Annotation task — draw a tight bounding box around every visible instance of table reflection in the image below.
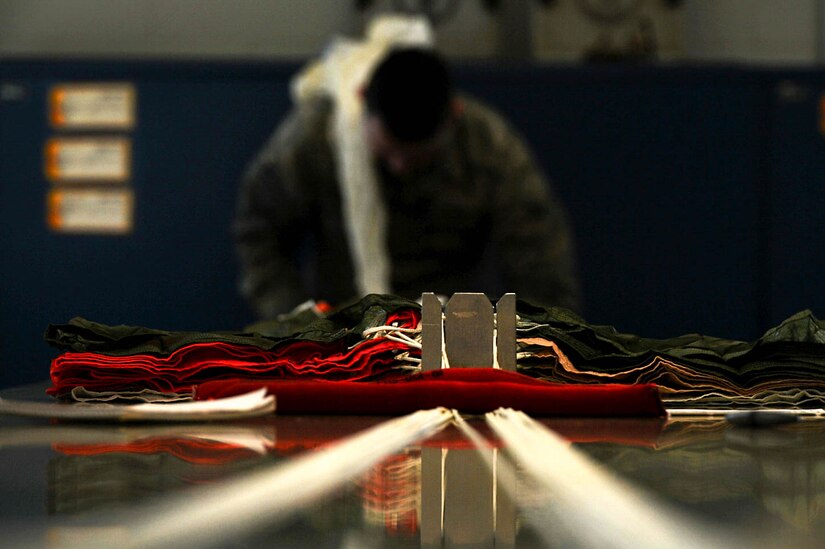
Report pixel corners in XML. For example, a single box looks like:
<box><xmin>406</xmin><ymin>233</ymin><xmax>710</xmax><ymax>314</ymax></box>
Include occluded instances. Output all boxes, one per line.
<box><xmin>3</xmin><ymin>414</ymin><xmax>825</xmax><ymax>547</ymax></box>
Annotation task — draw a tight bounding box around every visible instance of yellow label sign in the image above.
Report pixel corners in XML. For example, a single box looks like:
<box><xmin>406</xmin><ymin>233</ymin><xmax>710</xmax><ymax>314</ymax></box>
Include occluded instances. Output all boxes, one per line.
<box><xmin>44</xmin><ymin>137</ymin><xmax>132</xmax><ymax>182</ymax></box>
<box><xmin>49</xmin><ymin>83</ymin><xmax>136</xmax><ymax>129</ymax></box>
<box><xmin>47</xmin><ymin>188</ymin><xmax>134</xmax><ymax>234</ymax></box>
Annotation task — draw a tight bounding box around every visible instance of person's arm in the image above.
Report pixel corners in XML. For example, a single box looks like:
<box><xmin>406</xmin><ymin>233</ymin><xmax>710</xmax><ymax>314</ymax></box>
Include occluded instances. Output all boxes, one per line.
<box><xmin>233</xmin><ymin>109</ymin><xmax>313</xmax><ymax>318</ymax></box>
<box><xmin>488</xmin><ymin>120</ymin><xmax>582</xmax><ymax>312</ymax></box>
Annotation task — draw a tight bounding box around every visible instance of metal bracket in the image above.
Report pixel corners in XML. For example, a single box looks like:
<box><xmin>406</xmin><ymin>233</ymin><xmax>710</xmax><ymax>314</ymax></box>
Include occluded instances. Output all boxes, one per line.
<box><xmin>420</xmin><ymin>292</ymin><xmax>516</xmax><ymax>371</ymax></box>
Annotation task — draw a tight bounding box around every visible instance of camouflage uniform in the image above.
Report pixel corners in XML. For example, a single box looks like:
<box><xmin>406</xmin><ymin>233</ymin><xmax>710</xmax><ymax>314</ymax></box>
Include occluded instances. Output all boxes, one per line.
<box><xmin>234</xmin><ymin>96</ymin><xmax>580</xmax><ymax>318</ymax></box>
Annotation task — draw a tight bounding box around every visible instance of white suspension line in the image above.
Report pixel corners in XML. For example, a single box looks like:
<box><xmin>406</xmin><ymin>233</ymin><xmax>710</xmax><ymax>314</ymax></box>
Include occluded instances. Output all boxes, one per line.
<box><xmin>78</xmin><ymin>408</ymin><xmax>453</xmax><ymax>549</ymax></box>
<box><xmin>484</xmin><ymin>408</ymin><xmax>745</xmax><ymax>549</ymax></box>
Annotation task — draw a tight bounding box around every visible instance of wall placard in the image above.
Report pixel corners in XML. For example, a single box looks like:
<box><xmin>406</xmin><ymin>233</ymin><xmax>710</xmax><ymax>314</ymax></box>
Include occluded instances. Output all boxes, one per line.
<box><xmin>49</xmin><ymin>83</ymin><xmax>136</xmax><ymax>129</ymax></box>
<box><xmin>47</xmin><ymin>188</ymin><xmax>134</xmax><ymax>234</ymax></box>
<box><xmin>44</xmin><ymin>137</ymin><xmax>132</xmax><ymax>182</ymax></box>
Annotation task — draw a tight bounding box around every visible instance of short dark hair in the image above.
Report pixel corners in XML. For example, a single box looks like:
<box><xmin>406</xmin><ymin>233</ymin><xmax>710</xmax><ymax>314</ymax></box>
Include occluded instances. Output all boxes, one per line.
<box><xmin>364</xmin><ymin>48</ymin><xmax>453</xmax><ymax>143</ymax></box>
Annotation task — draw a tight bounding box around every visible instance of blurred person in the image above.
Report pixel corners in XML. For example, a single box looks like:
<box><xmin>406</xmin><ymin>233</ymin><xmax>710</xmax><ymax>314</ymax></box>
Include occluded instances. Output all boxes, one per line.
<box><xmin>234</xmin><ymin>24</ymin><xmax>579</xmax><ymax>319</ymax></box>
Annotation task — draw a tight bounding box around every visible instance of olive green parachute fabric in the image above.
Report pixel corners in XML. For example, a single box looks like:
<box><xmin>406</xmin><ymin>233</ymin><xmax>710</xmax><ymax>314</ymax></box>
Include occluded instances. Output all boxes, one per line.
<box><xmin>46</xmin><ymin>295</ymin><xmax>825</xmax><ymax>408</ymax></box>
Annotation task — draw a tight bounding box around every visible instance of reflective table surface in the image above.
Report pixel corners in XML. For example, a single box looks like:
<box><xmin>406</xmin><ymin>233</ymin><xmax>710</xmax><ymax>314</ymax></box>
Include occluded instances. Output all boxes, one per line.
<box><xmin>2</xmin><ymin>383</ymin><xmax>825</xmax><ymax>548</ymax></box>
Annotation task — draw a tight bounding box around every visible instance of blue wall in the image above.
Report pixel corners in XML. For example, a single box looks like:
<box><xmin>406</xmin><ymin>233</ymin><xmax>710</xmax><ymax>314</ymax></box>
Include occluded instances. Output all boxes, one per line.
<box><xmin>1</xmin><ymin>60</ymin><xmax>824</xmax><ymax>388</ymax></box>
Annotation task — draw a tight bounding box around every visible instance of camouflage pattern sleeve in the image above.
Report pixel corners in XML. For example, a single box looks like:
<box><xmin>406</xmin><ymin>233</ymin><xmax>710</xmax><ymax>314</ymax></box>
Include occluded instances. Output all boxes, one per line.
<box><xmin>233</xmin><ymin>107</ymin><xmax>315</xmax><ymax>318</ymax></box>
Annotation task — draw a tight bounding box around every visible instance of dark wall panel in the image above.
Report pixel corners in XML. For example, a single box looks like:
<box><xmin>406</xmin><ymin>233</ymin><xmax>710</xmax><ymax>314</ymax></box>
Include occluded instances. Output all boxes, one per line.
<box><xmin>1</xmin><ymin>61</ymin><xmax>822</xmax><ymax>388</ymax></box>
<box><xmin>0</xmin><ymin>62</ymin><xmax>296</xmax><ymax>388</ymax></box>
<box><xmin>457</xmin><ymin>67</ymin><xmax>766</xmax><ymax>340</ymax></box>
<box><xmin>769</xmin><ymin>77</ymin><xmax>825</xmax><ymax>325</ymax></box>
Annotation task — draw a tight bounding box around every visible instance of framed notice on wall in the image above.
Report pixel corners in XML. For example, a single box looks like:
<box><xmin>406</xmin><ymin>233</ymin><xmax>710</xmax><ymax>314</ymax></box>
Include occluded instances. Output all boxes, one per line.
<box><xmin>46</xmin><ymin>188</ymin><xmax>134</xmax><ymax>235</ymax></box>
<box><xmin>44</xmin><ymin>137</ymin><xmax>132</xmax><ymax>182</ymax></box>
<box><xmin>49</xmin><ymin>83</ymin><xmax>136</xmax><ymax>130</ymax></box>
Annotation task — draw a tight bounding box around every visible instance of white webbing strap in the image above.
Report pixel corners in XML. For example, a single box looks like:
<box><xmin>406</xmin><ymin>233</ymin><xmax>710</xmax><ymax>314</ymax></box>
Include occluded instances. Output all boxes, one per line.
<box><xmin>483</xmin><ymin>408</ymin><xmax>736</xmax><ymax>549</ymax></box>
<box><xmin>292</xmin><ymin>15</ymin><xmax>434</xmax><ymax>297</ymax></box>
<box><xmin>115</xmin><ymin>408</ymin><xmax>453</xmax><ymax>548</ymax></box>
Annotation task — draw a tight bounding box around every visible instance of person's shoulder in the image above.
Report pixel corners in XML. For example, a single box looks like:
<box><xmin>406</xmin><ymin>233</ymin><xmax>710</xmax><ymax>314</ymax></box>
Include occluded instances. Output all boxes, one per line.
<box><xmin>268</xmin><ymin>96</ymin><xmax>333</xmax><ymax>151</ymax></box>
<box><xmin>296</xmin><ymin>95</ymin><xmax>334</xmax><ymax>126</ymax></box>
<box><xmin>458</xmin><ymin>95</ymin><xmax>509</xmax><ymax>127</ymax></box>
<box><xmin>456</xmin><ymin>94</ymin><xmax>524</xmax><ymax>153</ymax></box>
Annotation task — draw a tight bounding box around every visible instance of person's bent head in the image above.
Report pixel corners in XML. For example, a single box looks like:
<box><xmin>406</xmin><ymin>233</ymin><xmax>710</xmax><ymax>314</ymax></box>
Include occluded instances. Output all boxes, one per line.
<box><xmin>364</xmin><ymin>48</ymin><xmax>459</xmax><ymax>177</ymax></box>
